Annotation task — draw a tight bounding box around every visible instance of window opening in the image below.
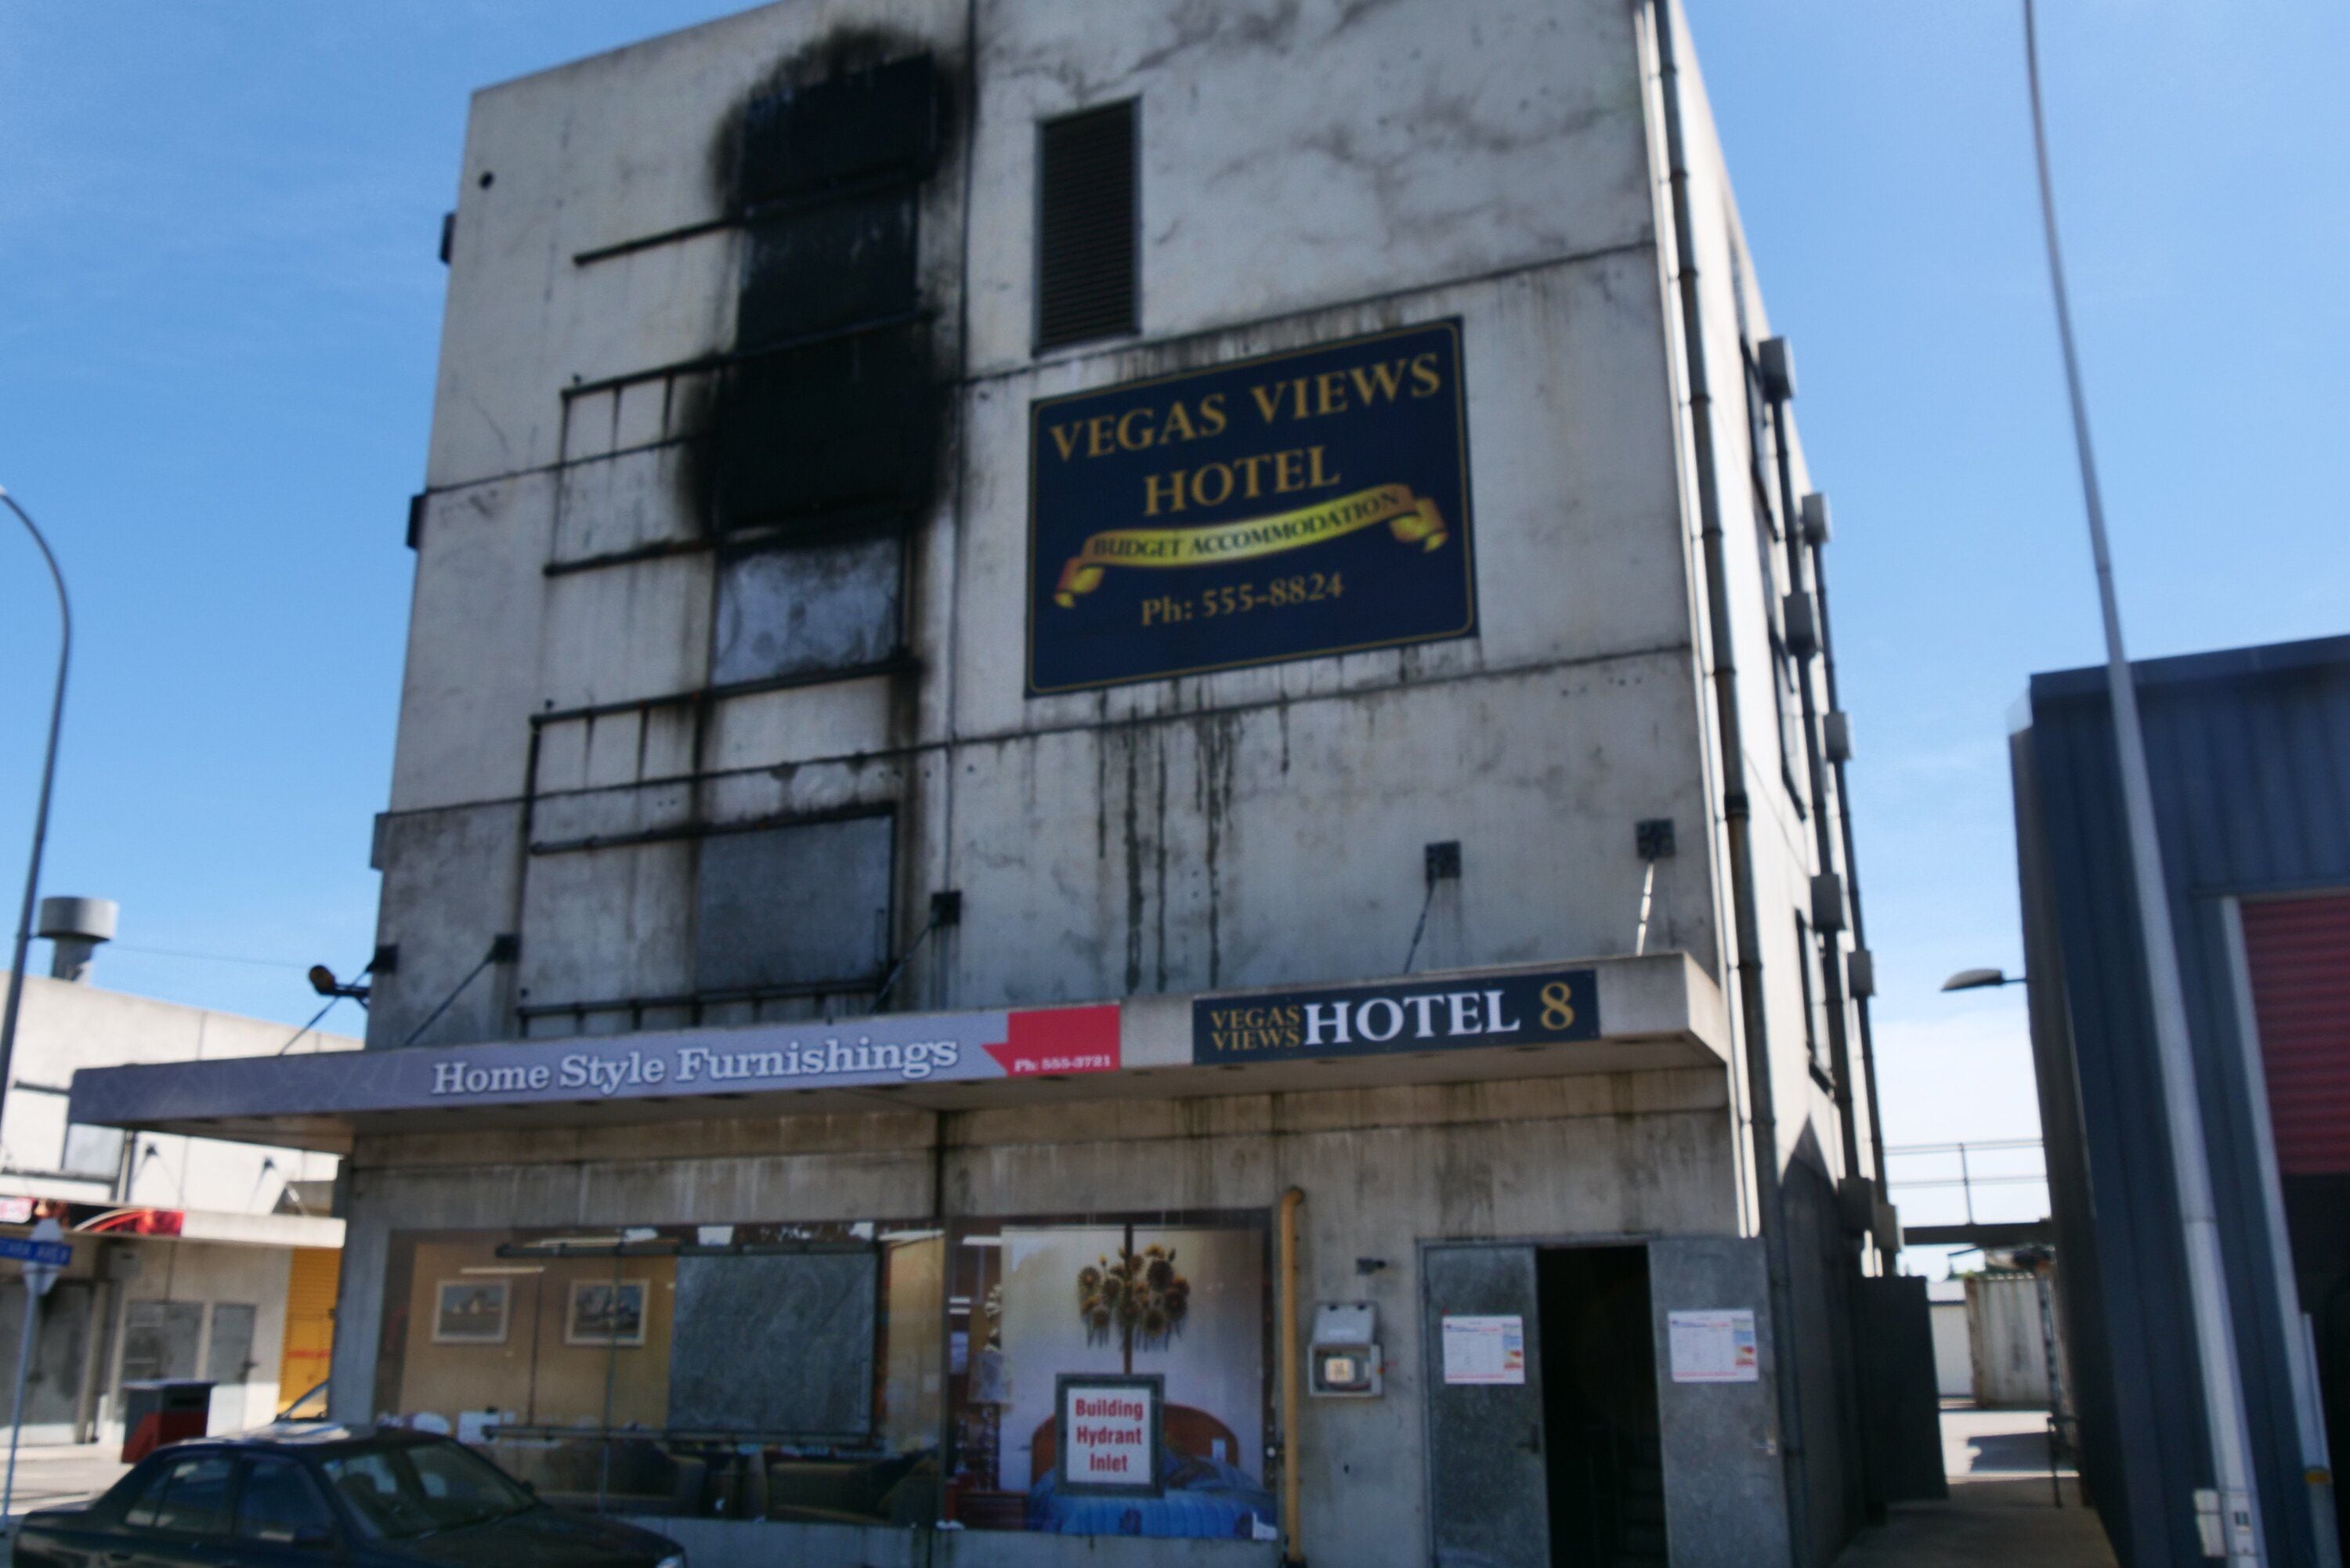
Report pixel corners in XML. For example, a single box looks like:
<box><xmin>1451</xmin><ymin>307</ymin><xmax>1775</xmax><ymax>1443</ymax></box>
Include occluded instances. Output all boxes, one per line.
<box><xmin>1036</xmin><ymin>100</ymin><xmax>1138</xmax><ymax>350</ymax></box>
<box><xmin>236</xmin><ymin>1458</ymin><xmax>337</xmax><ymax>1545</ymax></box>
<box><xmin>1796</xmin><ymin>913</ymin><xmax>1829</xmax><ymax>1082</ymax></box>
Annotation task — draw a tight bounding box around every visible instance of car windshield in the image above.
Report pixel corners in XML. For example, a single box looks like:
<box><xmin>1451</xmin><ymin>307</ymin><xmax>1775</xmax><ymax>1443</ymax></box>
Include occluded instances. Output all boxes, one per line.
<box><xmin>317</xmin><ymin>1440</ymin><xmax>535</xmax><ymax>1541</ymax></box>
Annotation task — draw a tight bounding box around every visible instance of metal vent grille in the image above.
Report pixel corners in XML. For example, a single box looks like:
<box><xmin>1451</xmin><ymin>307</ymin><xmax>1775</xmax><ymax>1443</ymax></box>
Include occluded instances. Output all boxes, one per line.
<box><xmin>1036</xmin><ymin>101</ymin><xmax>1137</xmax><ymax>350</ymax></box>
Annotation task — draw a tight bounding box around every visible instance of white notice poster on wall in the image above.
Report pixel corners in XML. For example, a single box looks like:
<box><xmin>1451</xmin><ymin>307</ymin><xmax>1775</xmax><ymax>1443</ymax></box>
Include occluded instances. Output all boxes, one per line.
<box><xmin>1668</xmin><ymin>1309</ymin><xmax>1759</xmax><ymax>1382</ymax></box>
<box><xmin>1441</xmin><ymin>1313</ymin><xmax>1527</xmax><ymax>1385</ymax></box>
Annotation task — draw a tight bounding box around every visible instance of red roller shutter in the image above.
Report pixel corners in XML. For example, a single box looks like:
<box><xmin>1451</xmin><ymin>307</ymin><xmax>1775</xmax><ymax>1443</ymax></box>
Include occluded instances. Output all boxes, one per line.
<box><xmin>2241</xmin><ymin>891</ymin><xmax>2350</xmax><ymax>1176</ymax></box>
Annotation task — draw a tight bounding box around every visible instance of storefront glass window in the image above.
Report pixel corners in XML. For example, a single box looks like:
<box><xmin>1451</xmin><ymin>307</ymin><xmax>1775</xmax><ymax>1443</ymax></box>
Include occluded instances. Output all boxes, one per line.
<box><xmin>372</xmin><ymin>1222</ymin><xmax>944</xmax><ymax>1525</ymax></box>
<box><xmin>371</xmin><ymin>1209</ymin><xmax>1271</xmax><ymax>1541</ymax></box>
<box><xmin>945</xmin><ymin>1212</ymin><xmax>1274</xmax><ymax>1539</ymax></box>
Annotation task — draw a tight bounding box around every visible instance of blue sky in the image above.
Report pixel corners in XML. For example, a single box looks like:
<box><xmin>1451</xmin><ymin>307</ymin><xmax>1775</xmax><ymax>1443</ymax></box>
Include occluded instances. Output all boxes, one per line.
<box><xmin>2</xmin><ymin>4</ymin><xmax>2344</xmax><ymax>1236</ymax></box>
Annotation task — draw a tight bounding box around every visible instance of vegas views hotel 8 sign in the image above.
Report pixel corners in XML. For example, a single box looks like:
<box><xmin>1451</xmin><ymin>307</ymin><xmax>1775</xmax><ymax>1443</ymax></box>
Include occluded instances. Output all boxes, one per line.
<box><xmin>1026</xmin><ymin>321</ymin><xmax>1477</xmax><ymax>693</ymax></box>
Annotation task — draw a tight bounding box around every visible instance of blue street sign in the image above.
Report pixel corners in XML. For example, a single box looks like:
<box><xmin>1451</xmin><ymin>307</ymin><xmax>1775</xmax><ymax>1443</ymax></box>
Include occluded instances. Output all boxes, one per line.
<box><xmin>0</xmin><ymin>1238</ymin><xmax>71</xmax><ymax>1267</ymax></box>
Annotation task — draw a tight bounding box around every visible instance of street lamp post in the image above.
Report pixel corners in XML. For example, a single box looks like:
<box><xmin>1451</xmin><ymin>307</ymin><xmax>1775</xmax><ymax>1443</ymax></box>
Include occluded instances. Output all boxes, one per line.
<box><xmin>2022</xmin><ymin>6</ymin><xmax>2264</xmax><ymax>1560</ymax></box>
<box><xmin>1940</xmin><ymin>969</ymin><xmax>2026</xmax><ymax>993</ymax></box>
<box><xmin>0</xmin><ymin>486</ymin><xmax>71</xmax><ymax>1150</ymax></box>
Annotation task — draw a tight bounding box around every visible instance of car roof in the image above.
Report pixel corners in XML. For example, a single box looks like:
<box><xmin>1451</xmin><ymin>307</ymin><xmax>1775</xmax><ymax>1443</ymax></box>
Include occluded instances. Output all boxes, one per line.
<box><xmin>151</xmin><ymin>1425</ymin><xmax>454</xmax><ymax>1458</ymax></box>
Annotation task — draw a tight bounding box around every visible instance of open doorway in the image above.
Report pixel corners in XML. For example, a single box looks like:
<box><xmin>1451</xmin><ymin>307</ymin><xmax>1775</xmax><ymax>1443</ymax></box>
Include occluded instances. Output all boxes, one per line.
<box><xmin>1537</xmin><ymin>1247</ymin><xmax>1665</xmax><ymax>1567</ymax></box>
<box><xmin>1422</xmin><ymin>1242</ymin><xmax>1665</xmax><ymax>1568</ymax></box>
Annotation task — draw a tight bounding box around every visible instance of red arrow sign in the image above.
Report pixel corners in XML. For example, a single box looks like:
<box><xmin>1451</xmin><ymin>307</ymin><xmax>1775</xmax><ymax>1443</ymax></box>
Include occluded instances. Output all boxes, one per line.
<box><xmin>985</xmin><ymin>1005</ymin><xmax>1121</xmax><ymax>1076</ymax></box>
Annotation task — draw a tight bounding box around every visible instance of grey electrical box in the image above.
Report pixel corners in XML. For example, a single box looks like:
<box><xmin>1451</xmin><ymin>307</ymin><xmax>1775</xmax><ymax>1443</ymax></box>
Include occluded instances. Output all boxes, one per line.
<box><xmin>1801</xmin><ymin>492</ymin><xmax>1832</xmax><ymax>545</ymax></box>
<box><xmin>1846</xmin><ymin>948</ymin><xmax>1876</xmax><ymax>999</ymax></box>
<box><xmin>1824</xmin><ymin>710</ymin><xmax>1853</xmax><ymax>763</ymax></box>
<box><xmin>1783</xmin><ymin>592</ymin><xmax>1819</xmax><ymax>656</ymax></box>
<box><xmin>1811</xmin><ymin>872</ymin><xmax>1847</xmax><ymax>934</ymax></box>
<box><xmin>1309</xmin><ymin>1302</ymin><xmax>1381</xmax><ymax>1398</ymax></box>
<box><xmin>1757</xmin><ymin>336</ymin><xmax>1796</xmax><ymax>403</ymax></box>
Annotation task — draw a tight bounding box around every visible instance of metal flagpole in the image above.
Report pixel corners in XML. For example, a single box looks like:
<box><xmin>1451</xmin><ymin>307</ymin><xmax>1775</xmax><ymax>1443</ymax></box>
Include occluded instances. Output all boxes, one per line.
<box><xmin>3</xmin><ymin>1218</ymin><xmax>67</xmax><ymax>1528</ymax></box>
<box><xmin>2021</xmin><ymin>5</ymin><xmax>2264</xmax><ymax>1560</ymax></box>
<box><xmin>0</xmin><ymin>487</ymin><xmax>72</xmax><ymax>1147</ymax></box>
<box><xmin>2</xmin><ymin>1283</ymin><xmax>38</xmax><ymax>1523</ymax></box>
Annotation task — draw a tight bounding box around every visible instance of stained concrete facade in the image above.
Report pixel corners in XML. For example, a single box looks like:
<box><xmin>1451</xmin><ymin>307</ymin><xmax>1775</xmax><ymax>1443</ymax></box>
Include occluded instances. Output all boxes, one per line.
<box><xmin>175</xmin><ymin>2</ymin><xmax>1885</xmax><ymax>1565</ymax></box>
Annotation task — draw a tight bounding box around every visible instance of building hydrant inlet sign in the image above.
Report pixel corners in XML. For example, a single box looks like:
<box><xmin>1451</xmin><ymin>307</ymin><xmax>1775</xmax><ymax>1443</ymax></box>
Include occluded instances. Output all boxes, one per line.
<box><xmin>1056</xmin><ymin>1373</ymin><xmax>1164</xmax><ymax>1497</ymax></box>
<box><xmin>1026</xmin><ymin>320</ymin><xmax>1477</xmax><ymax>693</ymax></box>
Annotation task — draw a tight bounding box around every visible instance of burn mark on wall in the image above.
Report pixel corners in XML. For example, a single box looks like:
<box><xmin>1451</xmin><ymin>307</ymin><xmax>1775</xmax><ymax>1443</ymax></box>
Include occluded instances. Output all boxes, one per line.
<box><xmin>653</xmin><ymin>32</ymin><xmax>963</xmax><ymax>1016</ymax></box>
<box><xmin>679</xmin><ymin>31</ymin><xmax>956</xmax><ymax>542</ymax></box>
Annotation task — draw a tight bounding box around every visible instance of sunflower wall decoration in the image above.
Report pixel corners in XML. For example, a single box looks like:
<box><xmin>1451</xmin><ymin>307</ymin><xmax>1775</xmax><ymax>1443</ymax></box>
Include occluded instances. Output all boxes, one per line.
<box><xmin>1077</xmin><ymin>1243</ymin><xmax>1191</xmax><ymax>1356</ymax></box>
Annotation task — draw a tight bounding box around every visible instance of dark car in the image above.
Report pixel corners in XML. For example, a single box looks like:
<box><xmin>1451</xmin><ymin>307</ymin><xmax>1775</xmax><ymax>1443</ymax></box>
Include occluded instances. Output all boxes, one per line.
<box><xmin>11</xmin><ymin>1427</ymin><xmax>685</xmax><ymax>1568</ymax></box>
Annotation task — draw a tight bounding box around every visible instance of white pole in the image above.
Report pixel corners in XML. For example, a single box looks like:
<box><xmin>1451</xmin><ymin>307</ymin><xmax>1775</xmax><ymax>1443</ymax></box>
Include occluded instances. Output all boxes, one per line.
<box><xmin>2</xmin><ymin>1281</ymin><xmax>37</xmax><ymax>1526</ymax></box>
<box><xmin>2022</xmin><ymin>5</ymin><xmax>2264</xmax><ymax>1560</ymax></box>
<box><xmin>1633</xmin><ymin>860</ymin><xmax>1658</xmax><ymax>956</ymax></box>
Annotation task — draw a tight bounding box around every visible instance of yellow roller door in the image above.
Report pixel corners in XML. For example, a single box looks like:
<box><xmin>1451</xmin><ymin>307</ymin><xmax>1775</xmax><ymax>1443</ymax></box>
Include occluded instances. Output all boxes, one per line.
<box><xmin>277</xmin><ymin>1247</ymin><xmax>339</xmax><ymax>1415</ymax></box>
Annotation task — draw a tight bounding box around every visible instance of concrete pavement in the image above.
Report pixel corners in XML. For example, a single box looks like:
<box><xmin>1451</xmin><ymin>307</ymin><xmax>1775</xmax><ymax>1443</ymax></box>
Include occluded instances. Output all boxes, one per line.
<box><xmin>0</xmin><ymin>1441</ymin><xmax>130</xmax><ymax>1530</ymax></box>
<box><xmin>0</xmin><ymin>1407</ymin><xmax>2120</xmax><ymax>1565</ymax></box>
<box><xmin>1835</xmin><ymin>1405</ymin><xmax>2119</xmax><ymax>1568</ymax></box>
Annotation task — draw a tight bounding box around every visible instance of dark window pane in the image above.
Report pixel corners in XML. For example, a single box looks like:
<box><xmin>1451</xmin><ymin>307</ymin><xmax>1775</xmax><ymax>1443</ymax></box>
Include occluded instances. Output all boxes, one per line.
<box><xmin>738</xmin><ymin>191</ymin><xmax>918</xmax><ymax>347</ymax></box>
<box><xmin>321</xmin><ymin>1441</ymin><xmax>533</xmax><ymax>1542</ymax></box>
<box><xmin>711</xmin><ymin>326</ymin><xmax>935</xmax><ymax>530</ymax></box>
<box><xmin>712</xmin><ymin>535</ymin><xmax>902</xmax><ymax>685</ymax></box>
<box><xmin>694</xmin><ymin>815</ymin><xmax>894</xmax><ymax>993</ymax></box>
<box><xmin>237</xmin><ymin>1458</ymin><xmax>335</xmax><ymax>1545</ymax></box>
<box><xmin>1036</xmin><ymin>101</ymin><xmax>1137</xmax><ymax>349</ymax></box>
<box><xmin>737</xmin><ymin>53</ymin><xmax>937</xmax><ymax>207</ymax></box>
<box><xmin>120</xmin><ymin>1460</ymin><xmax>174</xmax><ymax>1529</ymax></box>
<box><xmin>150</xmin><ymin>1453</ymin><xmax>235</xmax><ymax>1537</ymax></box>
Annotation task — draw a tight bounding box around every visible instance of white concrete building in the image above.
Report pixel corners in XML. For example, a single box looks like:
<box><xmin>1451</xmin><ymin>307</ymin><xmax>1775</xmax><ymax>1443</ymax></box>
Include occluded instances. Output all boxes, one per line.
<box><xmin>3</xmin><ymin>929</ymin><xmax>348</xmax><ymax>1443</ymax></box>
<box><xmin>74</xmin><ymin>2</ymin><xmax>1932</xmax><ymax>1563</ymax></box>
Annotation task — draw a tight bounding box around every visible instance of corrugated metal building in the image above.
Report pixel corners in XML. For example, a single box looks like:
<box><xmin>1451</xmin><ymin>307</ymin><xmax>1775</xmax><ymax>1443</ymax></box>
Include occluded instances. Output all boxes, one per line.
<box><xmin>2013</xmin><ymin>634</ymin><xmax>2350</xmax><ymax>1566</ymax></box>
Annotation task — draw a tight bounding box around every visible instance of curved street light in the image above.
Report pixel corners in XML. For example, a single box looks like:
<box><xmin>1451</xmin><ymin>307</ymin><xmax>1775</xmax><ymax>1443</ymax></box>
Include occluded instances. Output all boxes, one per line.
<box><xmin>1940</xmin><ymin>968</ymin><xmax>2027</xmax><ymax>992</ymax></box>
<box><xmin>0</xmin><ymin>486</ymin><xmax>72</xmax><ymax>1140</ymax></box>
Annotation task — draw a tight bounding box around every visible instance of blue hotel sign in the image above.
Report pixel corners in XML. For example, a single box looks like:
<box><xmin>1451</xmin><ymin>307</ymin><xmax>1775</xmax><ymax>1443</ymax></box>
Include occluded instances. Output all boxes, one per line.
<box><xmin>1026</xmin><ymin>320</ymin><xmax>1477</xmax><ymax>693</ymax></box>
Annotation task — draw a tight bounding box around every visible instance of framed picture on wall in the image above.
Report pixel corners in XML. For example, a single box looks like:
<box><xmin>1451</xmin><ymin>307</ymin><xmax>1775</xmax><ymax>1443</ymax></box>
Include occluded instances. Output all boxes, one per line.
<box><xmin>431</xmin><ymin>1280</ymin><xmax>510</xmax><ymax>1346</ymax></box>
<box><xmin>565</xmin><ymin>1280</ymin><xmax>649</xmax><ymax>1347</ymax></box>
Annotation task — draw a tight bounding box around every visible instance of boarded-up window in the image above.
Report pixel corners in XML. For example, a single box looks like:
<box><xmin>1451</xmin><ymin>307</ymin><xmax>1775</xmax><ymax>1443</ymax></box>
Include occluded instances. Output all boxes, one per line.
<box><xmin>1036</xmin><ymin>101</ymin><xmax>1137</xmax><ymax>350</ymax></box>
<box><xmin>667</xmin><ymin>1252</ymin><xmax>877</xmax><ymax>1436</ymax></box>
<box><xmin>711</xmin><ymin>535</ymin><xmax>902</xmax><ymax>685</ymax></box>
<box><xmin>694</xmin><ymin>814</ymin><xmax>894</xmax><ymax>994</ymax></box>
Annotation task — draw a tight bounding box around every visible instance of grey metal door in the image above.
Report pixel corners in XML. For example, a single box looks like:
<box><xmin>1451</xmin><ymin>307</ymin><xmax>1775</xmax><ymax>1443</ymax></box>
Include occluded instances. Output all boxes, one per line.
<box><xmin>1424</xmin><ymin>1243</ymin><xmax>1550</xmax><ymax>1568</ymax></box>
<box><xmin>0</xmin><ymin>1281</ymin><xmax>92</xmax><ymax>1426</ymax></box>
